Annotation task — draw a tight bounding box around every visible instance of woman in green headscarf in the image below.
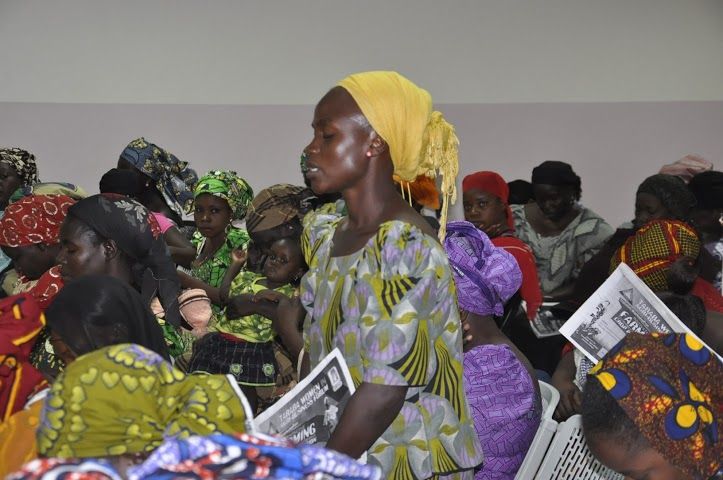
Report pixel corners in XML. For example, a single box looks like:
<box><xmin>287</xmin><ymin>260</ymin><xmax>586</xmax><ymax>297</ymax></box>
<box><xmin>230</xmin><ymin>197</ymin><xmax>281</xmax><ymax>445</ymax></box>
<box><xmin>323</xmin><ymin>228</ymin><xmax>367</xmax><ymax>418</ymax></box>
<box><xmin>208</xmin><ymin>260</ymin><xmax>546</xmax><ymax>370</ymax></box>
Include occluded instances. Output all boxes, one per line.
<box><xmin>36</xmin><ymin>343</ymin><xmax>251</xmax><ymax>463</ymax></box>
<box><xmin>179</xmin><ymin>170</ymin><xmax>254</xmax><ymax>314</ymax></box>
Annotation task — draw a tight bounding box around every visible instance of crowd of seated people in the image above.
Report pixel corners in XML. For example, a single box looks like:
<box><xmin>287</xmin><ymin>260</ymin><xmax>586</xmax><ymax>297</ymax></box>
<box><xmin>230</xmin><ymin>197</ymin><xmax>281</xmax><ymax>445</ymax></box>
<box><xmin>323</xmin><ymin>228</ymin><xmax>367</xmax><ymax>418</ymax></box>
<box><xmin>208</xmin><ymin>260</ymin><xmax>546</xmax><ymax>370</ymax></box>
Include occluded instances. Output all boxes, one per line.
<box><xmin>0</xmin><ymin>71</ymin><xmax>720</xmax><ymax>479</ymax></box>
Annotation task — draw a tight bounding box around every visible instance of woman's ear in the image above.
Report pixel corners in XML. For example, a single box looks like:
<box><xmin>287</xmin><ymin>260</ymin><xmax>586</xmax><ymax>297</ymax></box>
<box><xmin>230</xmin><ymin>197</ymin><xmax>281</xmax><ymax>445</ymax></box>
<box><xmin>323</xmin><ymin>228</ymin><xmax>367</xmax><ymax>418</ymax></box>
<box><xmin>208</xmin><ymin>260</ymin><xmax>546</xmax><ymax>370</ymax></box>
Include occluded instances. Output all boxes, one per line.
<box><xmin>367</xmin><ymin>132</ymin><xmax>388</xmax><ymax>158</ymax></box>
<box><xmin>102</xmin><ymin>239</ymin><xmax>121</xmax><ymax>261</ymax></box>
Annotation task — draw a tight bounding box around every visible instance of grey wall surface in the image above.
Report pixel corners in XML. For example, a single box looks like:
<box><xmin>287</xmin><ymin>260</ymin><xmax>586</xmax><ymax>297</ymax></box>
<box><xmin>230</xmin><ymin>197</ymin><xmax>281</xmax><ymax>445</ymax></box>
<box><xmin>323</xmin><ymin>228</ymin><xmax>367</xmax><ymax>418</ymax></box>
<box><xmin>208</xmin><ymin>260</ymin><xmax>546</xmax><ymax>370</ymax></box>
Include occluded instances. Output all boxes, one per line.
<box><xmin>1</xmin><ymin>100</ymin><xmax>720</xmax><ymax>227</ymax></box>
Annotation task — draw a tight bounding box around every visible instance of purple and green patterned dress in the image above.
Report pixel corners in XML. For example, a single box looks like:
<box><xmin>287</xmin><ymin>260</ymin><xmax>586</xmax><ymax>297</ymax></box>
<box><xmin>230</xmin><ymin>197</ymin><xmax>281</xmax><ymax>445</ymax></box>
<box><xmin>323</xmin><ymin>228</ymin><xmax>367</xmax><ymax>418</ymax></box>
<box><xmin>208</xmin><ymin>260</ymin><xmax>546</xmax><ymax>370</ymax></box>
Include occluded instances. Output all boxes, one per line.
<box><xmin>301</xmin><ymin>202</ymin><xmax>484</xmax><ymax>479</ymax></box>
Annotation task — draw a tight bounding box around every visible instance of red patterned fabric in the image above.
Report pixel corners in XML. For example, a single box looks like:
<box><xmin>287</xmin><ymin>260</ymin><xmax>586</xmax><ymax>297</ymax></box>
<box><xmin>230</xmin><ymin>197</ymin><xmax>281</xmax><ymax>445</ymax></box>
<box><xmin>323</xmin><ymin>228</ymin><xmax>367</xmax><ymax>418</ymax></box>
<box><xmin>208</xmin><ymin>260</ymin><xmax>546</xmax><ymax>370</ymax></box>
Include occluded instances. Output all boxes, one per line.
<box><xmin>0</xmin><ymin>294</ymin><xmax>46</xmax><ymax>421</ymax></box>
<box><xmin>0</xmin><ymin>195</ymin><xmax>75</xmax><ymax>247</ymax></box>
<box><xmin>25</xmin><ymin>266</ymin><xmax>64</xmax><ymax>310</ymax></box>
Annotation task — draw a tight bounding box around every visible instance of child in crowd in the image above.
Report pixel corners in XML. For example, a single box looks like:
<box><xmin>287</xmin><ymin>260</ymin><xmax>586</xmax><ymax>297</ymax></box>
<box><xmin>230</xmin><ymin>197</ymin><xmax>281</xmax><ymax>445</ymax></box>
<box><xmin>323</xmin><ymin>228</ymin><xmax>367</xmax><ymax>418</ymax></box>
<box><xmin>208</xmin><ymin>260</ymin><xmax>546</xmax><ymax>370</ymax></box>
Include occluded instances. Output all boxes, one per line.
<box><xmin>178</xmin><ymin>170</ymin><xmax>253</xmax><ymax>315</ymax></box>
<box><xmin>189</xmin><ymin>233</ymin><xmax>306</xmax><ymax>413</ymax></box>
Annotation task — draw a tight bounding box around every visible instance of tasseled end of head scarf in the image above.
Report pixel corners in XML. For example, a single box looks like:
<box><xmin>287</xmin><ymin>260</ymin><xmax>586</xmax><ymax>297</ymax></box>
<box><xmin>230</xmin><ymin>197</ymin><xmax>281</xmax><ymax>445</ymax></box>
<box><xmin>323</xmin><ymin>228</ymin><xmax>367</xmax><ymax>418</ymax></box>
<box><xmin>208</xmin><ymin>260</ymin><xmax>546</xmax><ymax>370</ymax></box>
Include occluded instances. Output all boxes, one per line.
<box><xmin>417</xmin><ymin>111</ymin><xmax>458</xmax><ymax>241</ymax></box>
<box><xmin>337</xmin><ymin>71</ymin><xmax>459</xmax><ymax>242</ymax></box>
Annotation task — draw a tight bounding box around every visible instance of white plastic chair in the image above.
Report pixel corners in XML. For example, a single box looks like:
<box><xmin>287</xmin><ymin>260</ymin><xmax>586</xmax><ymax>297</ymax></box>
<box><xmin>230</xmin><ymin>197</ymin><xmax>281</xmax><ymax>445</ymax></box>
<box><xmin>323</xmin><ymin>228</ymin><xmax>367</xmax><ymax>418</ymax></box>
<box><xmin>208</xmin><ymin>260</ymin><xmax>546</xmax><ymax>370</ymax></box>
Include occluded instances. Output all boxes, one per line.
<box><xmin>515</xmin><ymin>381</ymin><xmax>559</xmax><ymax>479</ymax></box>
<box><xmin>533</xmin><ymin>414</ymin><xmax>624</xmax><ymax>480</ymax></box>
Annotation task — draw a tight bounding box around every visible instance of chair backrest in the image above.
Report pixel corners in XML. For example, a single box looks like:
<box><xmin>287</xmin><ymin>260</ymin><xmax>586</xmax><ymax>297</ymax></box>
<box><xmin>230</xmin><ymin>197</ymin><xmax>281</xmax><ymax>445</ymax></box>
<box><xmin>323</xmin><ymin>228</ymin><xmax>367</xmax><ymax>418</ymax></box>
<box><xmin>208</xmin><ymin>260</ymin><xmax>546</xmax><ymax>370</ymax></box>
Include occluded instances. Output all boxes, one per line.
<box><xmin>538</xmin><ymin>380</ymin><xmax>559</xmax><ymax>419</ymax></box>
<box><xmin>534</xmin><ymin>415</ymin><xmax>624</xmax><ymax>480</ymax></box>
<box><xmin>514</xmin><ymin>381</ymin><xmax>560</xmax><ymax>479</ymax></box>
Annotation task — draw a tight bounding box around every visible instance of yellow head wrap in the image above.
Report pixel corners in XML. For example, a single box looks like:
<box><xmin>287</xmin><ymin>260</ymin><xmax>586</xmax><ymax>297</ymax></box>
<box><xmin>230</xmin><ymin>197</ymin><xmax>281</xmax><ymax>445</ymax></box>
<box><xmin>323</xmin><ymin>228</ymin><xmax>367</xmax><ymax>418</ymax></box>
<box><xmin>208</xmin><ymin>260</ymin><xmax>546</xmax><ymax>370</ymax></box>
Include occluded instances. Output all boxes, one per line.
<box><xmin>36</xmin><ymin>344</ymin><xmax>251</xmax><ymax>458</ymax></box>
<box><xmin>337</xmin><ymin>71</ymin><xmax>459</xmax><ymax>240</ymax></box>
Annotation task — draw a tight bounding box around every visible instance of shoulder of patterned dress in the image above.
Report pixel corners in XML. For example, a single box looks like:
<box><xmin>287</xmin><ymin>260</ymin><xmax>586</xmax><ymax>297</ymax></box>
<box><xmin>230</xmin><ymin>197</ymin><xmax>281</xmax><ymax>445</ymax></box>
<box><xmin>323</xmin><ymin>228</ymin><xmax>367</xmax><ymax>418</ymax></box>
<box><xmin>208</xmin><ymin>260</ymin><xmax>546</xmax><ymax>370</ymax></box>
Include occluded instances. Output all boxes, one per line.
<box><xmin>301</xmin><ymin>201</ymin><xmax>345</xmax><ymax>265</ymax></box>
<box><xmin>369</xmin><ymin>220</ymin><xmax>449</xmax><ymax>279</ymax></box>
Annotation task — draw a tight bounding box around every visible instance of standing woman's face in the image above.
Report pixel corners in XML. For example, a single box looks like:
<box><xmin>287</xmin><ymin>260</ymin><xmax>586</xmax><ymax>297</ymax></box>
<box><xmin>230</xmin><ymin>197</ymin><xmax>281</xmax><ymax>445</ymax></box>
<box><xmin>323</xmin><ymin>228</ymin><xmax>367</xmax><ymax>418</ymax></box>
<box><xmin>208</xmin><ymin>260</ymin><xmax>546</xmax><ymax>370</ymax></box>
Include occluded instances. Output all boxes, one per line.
<box><xmin>533</xmin><ymin>184</ymin><xmax>576</xmax><ymax>221</ymax></box>
<box><xmin>303</xmin><ymin>87</ymin><xmax>375</xmax><ymax>195</ymax></box>
<box><xmin>56</xmin><ymin>217</ymin><xmax>108</xmax><ymax>282</ymax></box>
<box><xmin>0</xmin><ymin>162</ymin><xmax>23</xmax><ymax>209</ymax></box>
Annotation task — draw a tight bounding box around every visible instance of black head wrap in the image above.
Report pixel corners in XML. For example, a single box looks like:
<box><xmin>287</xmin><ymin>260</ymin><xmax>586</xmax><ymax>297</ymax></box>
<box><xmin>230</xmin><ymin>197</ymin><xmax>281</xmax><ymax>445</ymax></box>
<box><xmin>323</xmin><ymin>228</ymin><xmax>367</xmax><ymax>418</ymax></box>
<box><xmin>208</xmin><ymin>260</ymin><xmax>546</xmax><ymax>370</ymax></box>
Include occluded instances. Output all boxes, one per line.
<box><xmin>46</xmin><ymin>275</ymin><xmax>170</xmax><ymax>360</ymax></box>
<box><xmin>636</xmin><ymin>174</ymin><xmax>696</xmax><ymax>220</ymax></box>
<box><xmin>99</xmin><ymin>168</ymin><xmax>140</xmax><ymax>197</ymax></box>
<box><xmin>66</xmin><ymin>194</ymin><xmax>186</xmax><ymax>328</ymax></box>
<box><xmin>531</xmin><ymin>161</ymin><xmax>581</xmax><ymax>191</ymax></box>
<box><xmin>688</xmin><ymin>170</ymin><xmax>723</xmax><ymax>210</ymax></box>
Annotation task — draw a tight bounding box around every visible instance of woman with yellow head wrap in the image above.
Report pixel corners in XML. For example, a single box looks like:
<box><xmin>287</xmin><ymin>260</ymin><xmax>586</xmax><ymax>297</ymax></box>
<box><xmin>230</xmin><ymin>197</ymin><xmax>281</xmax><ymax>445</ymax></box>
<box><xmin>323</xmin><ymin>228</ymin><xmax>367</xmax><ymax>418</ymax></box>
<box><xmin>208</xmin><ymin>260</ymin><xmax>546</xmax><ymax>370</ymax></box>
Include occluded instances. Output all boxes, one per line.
<box><xmin>274</xmin><ymin>71</ymin><xmax>483</xmax><ymax>478</ymax></box>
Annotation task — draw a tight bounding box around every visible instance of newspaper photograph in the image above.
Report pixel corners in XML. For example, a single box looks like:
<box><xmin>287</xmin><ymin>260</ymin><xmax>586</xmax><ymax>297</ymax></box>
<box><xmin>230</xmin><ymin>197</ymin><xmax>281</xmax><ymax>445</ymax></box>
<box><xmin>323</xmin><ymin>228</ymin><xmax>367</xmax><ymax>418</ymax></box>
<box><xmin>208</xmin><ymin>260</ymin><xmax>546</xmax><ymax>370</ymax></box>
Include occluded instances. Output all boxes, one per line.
<box><xmin>559</xmin><ymin>263</ymin><xmax>719</xmax><ymax>363</ymax></box>
<box><xmin>254</xmin><ymin>348</ymin><xmax>356</xmax><ymax>446</ymax></box>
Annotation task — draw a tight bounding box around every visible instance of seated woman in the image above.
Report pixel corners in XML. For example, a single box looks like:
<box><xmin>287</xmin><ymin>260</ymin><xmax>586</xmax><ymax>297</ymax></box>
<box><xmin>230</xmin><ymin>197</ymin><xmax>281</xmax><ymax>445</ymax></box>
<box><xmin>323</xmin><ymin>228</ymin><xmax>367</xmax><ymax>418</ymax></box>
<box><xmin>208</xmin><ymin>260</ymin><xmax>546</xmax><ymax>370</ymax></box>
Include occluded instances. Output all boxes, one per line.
<box><xmin>611</xmin><ymin>219</ymin><xmax>723</xmax><ymax>316</ymax></box>
<box><xmin>116</xmin><ymin>137</ymin><xmax>198</xmax><ymax>230</ymax></box>
<box><xmin>582</xmin><ymin>333</ymin><xmax>721</xmax><ymax>480</ymax></box>
<box><xmin>0</xmin><ymin>194</ymin><xmax>76</xmax><ymax>376</ymax></box>
<box><xmin>554</xmin><ymin>173</ymin><xmax>697</xmax><ymax>316</ymax></box>
<box><xmin>445</xmin><ymin>221</ymin><xmax>541</xmax><ymax>480</ymax></box>
<box><xmin>463</xmin><ymin>171</ymin><xmax>543</xmax><ymax>320</ymax></box>
<box><xmin>553</xmin><ymin>219</ymin><xmax>721</xmax><ymax>421</ymax></box>
<box><xmin>511</xmin><ymin>160</ymin><xmax>613</xmax><ymax>301</ymax></box>
<box><xmin>0</xmin><ymin>148</ymin><xmax>40</xmax><ymax>288</ymax></box>
<box><xmin>0</xmin><ymin>276</ymin><xmax>170</xmax><ymax>477</ymax></box>
<box><xmin>99</xmin><ymin>168</ymin><xmax>196</xmax><ymax>267</ymax></box>
<box><xmin>57</xmin><ymin>194</ymin><xmax>188</xmax><ymax>358</ymax></box>
<box><xmin>273</xmin><ymin>71</ymin><xmax>484</xmax><ymax>478</ymax></box>
<box><xmin>35</xmin><ymin>343</ymin><xmax>251</xmax><ymax>475</ymax></box>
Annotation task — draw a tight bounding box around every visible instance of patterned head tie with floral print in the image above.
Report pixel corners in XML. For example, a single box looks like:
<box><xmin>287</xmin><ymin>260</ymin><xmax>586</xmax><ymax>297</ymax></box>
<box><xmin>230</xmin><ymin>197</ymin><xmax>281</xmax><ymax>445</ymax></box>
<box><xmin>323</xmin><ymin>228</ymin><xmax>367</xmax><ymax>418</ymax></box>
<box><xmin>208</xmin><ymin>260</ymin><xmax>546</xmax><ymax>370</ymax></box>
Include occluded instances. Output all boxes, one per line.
<box><xmin>588</xmin><ymin>333</ymin><xmax>722</xmax><ymax>479</ymax></box>
<box><xmin>0</xmin><ymin>147</ymin><xmax>39</xmax><ymax>186</ymax></box>
<box><xmin>119</xmin><ymin>138</ymin><xmax>198</xmax><ymax>217</ymax></box>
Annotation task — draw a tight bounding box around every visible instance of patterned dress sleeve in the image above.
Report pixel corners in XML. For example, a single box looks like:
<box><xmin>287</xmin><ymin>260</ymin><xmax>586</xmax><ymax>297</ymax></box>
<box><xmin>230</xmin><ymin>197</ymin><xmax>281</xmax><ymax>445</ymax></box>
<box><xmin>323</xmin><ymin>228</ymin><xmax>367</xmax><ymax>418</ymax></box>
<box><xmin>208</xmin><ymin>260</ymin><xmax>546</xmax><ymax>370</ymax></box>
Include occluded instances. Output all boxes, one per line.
<box><xmin>572</xmin><ymin>207</ymin><xmax>615</xmax><ymax>276</ymax></box>
<box><xmin>357</xmin><ymin>221</ymin><xmax>459</xmax><ymax>388</ymax></box>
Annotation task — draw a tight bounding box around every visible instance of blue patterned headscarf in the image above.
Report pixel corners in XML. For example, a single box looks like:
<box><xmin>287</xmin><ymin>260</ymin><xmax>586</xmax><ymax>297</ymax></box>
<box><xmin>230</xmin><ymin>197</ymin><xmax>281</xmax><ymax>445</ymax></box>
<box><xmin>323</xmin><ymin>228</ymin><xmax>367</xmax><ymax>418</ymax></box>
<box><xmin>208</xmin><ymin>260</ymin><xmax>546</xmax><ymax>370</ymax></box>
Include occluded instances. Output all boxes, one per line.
<box><xmin>120</xmin><ymin>138</ymin><xmax>198</xmax><ymax>217</ymax></box>
<box><xmin>444</xmin><ymin>221</ymin><xmax>522</xmax><ymax>316</ymax></box>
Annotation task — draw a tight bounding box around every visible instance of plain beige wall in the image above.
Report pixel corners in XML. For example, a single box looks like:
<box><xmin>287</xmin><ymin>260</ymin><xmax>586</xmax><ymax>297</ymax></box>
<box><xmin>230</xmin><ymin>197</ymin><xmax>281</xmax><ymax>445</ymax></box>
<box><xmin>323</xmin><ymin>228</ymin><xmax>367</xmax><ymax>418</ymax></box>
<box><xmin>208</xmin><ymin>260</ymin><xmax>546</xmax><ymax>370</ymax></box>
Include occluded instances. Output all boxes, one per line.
<box><xmin>1</xmin><ymin>0</ymin><xmax>721</xmax><ymax>226</ymax></box>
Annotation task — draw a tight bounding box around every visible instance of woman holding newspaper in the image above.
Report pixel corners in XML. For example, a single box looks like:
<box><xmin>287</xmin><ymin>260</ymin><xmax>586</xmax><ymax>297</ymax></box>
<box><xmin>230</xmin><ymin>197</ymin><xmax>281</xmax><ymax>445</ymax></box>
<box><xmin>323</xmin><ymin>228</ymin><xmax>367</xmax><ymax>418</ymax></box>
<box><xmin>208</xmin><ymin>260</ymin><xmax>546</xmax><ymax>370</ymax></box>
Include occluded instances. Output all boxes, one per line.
<box><xmin>272</xmin><ymin>71</ymin><xmax>484</xmax><ymax>479</ymax></box>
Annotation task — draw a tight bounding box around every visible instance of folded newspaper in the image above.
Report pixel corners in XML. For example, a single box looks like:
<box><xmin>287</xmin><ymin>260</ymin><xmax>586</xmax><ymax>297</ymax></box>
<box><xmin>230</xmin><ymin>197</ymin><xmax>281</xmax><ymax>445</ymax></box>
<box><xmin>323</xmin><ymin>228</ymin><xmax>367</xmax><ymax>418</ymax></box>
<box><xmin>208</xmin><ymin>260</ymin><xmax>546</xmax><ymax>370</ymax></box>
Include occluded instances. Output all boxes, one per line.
<box><xmin>255</xmin><ymin>348</ymin><xmax>356</xmax><ymax>446</ymax></box>
<box><xmin>559</xmin><ymin>263</ymin><xmax>720</xmax><ymax>363</ymax></box>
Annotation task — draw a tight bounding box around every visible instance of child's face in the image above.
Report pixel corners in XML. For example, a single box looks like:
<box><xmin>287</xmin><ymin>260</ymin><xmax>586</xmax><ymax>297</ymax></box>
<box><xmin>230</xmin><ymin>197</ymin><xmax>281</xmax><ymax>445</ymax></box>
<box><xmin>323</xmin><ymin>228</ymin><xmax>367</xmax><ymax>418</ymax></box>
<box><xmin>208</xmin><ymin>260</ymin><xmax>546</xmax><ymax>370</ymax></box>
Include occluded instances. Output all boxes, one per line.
<box><xmin>194</xmin><ymin>193</ymin><xmax>232</xmax><ymax>240</ymax></box>
<box><xmin>263</xmin><ymin>238</ymin><xmax>304</xmax><ymax>284</ymax></box>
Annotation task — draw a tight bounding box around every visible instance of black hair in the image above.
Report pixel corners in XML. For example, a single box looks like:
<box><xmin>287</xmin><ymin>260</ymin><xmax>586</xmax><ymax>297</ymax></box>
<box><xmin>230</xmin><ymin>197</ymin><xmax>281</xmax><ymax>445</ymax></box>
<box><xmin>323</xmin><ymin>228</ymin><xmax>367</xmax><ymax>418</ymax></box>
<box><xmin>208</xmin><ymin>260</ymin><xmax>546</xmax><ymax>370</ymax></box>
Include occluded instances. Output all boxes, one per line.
<box><xmin>507</xmin><ymin>180</ymin><xmax>533</xmax><ymax>205</ymax></box>
<box><xmin>637</xmin><ymin>174</ymin><xmax>696</xmax><ymax>221</ymax></box>
<box><xmin>581</xmin><ymin>376</ymin><xmax>648</xmax><ymax>453</ymax></box>
<box><xmin>99</xmin><ymin>168</ymin><xmax>141</xmax><ymax>197</ymax></box>
<box><xmin>531</xmin><ymin>160</ymin><xmax>583</xmax><ymax>200</ymax></box>
<box><xmin>657</xmin><ymin>292</ymin><xmax>706</xmax><ymax>335</ymax></box>
<box><xmin>45</xmin><ymin>275</ymin><xmax>170</xmax><ymax>360</ymax></box>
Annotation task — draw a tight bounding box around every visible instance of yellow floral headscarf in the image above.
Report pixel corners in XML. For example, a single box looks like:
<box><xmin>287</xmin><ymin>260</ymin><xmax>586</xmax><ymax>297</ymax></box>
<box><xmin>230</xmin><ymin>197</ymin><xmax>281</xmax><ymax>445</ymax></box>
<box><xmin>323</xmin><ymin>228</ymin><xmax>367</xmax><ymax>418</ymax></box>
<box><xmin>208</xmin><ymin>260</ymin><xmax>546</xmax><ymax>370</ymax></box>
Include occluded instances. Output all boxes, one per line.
<box><xmin>338</xmin><ymin>71</ymin><xmax>459</xmax><ymax>239</ymax></box>
<box><xmin>37</xmin><ymin>344</ymin><xmax>251</xmax><ymax>458</ymax></box>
